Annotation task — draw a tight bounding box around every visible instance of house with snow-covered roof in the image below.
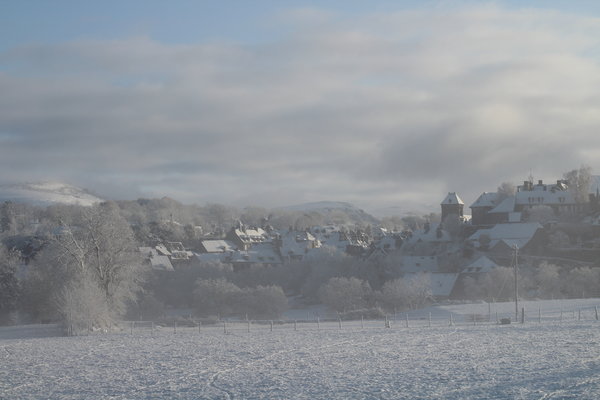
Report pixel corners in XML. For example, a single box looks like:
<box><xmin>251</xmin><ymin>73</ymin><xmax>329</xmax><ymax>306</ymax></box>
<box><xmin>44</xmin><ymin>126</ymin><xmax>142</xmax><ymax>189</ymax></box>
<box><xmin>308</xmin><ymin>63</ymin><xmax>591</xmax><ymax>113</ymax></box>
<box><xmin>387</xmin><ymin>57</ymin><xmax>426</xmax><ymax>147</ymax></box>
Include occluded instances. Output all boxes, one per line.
<box><xmin>468</xmin><ymin>222</ymin><xmax>544</xmax><ymax>256</ymax></box>
<box><xmin>223</xmin><ymin>242</ymin><xmax>282</xmax><ymax>271</ymax></box>
<box><xmin>139</xmin><ymin>247</ymin><xmax>175</xmax><ymax>272</ymax></box>
<box><xmin>470</xmin><ymin>192</ymin><xmax>500</xmax><ymax>226</ymax></box>
<box><xmin>461</xmin><ymin>255</ymin><xmax>500</xmax><ymax>274</ymax></box>
<box><xmin>198</xmin><ymin>239</ymin><xmax>237</xmax><ymax>254</ymax></box>
<box><xmin>471</xmin><ymin>179</ymin><xmax>578</xmax><ymax>226</ymax></box>
<box><xmin>274</xmin><ymin>230</ymin><xmax>320</xmax><ymax>262</ymax></box>
<box><xmin>401</xmin><ymin>255</ymin><xmax>439</xmax><ymax>273</ymax></box>
<box><xmin>226</xmin><ymin>224</ymin><xmax>269</xmax><ymax>250</ymax></box>
<box><xmin>514</xmin><ymin>180</ymin><xmax>576</xmax><ymax>215</ymax></box>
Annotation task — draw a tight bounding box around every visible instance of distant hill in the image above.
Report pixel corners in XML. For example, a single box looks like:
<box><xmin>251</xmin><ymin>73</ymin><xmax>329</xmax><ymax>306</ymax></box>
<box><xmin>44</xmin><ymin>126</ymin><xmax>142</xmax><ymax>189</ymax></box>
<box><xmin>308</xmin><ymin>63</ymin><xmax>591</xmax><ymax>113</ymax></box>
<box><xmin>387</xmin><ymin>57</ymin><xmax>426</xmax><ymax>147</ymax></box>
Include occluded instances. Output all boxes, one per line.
<box><xmin>0</xmin><ymin>182</ymin><xmax>104</xmax><ymax>207</ymax></box>
<box><xmin>370</xmin><ymin>202</ymin><xmax>437</xmax><ymax>218</ymax></box>
<box><xmin>279</xmin><ymin>201</ymin><xmax>379</xmax><ymax>225</ymax></box>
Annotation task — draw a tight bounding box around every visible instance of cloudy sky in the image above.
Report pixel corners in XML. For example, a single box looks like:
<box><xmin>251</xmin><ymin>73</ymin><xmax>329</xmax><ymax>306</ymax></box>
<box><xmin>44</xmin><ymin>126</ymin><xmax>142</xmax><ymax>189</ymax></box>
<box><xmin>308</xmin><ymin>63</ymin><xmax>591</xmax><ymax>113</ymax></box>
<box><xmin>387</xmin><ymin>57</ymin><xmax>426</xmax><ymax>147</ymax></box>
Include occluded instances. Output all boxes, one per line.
<box><xmin>2</xmin><ymin>1</ymin><xmax>600</xmax><ymax>215</ymax></box>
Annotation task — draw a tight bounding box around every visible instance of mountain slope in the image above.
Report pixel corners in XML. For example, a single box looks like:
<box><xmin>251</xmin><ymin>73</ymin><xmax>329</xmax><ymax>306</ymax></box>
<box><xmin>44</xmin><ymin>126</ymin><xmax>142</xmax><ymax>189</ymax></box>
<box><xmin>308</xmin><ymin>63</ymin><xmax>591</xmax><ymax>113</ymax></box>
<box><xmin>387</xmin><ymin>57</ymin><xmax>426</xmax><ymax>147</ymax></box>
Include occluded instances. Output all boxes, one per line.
<box><xmin>0</xmin><ymin>182</ymin><xmax>104</xmax><ymax>207</ymax></box>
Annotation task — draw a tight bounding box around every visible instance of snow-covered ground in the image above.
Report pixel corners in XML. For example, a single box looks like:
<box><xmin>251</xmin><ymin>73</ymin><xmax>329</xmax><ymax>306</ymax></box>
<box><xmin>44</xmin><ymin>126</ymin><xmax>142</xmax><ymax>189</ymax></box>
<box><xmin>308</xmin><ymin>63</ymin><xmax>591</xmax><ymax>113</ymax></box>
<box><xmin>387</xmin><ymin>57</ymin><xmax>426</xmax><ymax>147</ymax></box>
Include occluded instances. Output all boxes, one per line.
<box><xmin>3</xmin><ymin>300</ymin><xmax>600</xmax><ymax>399</ymax></box>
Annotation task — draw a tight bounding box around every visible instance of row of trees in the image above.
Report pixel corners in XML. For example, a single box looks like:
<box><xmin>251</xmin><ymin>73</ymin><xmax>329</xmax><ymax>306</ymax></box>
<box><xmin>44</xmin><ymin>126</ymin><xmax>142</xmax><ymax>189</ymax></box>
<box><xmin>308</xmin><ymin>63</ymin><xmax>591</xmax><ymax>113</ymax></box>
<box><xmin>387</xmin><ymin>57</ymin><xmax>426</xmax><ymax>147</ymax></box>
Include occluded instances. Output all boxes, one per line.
<box><xmin>319</xmin><ymin>275</ymin><xmax>432</xmax><ymax>314</ymax></box>
<box><xmin>462</xmin><ymin>262</ymin><xmax>600</xmax><ymax>301</ymax></box>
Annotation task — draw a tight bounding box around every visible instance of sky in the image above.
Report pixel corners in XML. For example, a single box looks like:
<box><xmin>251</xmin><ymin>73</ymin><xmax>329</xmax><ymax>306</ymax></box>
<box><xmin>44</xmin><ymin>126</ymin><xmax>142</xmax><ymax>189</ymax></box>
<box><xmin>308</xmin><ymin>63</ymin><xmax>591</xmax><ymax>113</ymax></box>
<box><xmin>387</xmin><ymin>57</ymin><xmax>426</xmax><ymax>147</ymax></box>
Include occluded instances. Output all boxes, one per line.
<box><xmin>2</xmin><ymin>1</ymin><xmax>600</xmax><ymax>216</ymax></box>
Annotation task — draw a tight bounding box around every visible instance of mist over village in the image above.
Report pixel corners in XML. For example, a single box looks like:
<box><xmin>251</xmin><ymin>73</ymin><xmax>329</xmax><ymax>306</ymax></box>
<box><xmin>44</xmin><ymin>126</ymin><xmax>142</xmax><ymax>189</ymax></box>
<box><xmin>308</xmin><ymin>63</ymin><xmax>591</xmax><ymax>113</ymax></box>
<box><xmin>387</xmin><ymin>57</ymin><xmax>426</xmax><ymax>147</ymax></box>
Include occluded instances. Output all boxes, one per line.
<box><xmin>4</xmin><ymin>1</ymin><xmax>600</xmax><ymax>399</ymax></box>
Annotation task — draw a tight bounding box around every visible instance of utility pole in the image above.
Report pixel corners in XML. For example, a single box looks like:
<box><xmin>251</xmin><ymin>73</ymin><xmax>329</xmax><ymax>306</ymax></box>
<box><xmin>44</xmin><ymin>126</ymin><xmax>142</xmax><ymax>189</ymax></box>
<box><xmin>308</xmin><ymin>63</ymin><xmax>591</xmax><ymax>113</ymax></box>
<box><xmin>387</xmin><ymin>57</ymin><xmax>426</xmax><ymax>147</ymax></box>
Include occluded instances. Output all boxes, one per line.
<box><xmin>513</xmin><ymin>245</ymin><xmax>519</xmax><ymax>322</ymax></box>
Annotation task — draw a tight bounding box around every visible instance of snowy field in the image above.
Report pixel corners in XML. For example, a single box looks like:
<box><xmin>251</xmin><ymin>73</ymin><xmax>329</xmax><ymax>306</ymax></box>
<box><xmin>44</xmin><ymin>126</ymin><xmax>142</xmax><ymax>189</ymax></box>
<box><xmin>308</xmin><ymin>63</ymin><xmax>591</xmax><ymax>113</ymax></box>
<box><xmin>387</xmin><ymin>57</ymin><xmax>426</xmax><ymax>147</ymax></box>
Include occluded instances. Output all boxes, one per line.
<box><xmin>3</xmin><ymin>300</ymin><xmax>600</xmax><ymax>399</ymax></box>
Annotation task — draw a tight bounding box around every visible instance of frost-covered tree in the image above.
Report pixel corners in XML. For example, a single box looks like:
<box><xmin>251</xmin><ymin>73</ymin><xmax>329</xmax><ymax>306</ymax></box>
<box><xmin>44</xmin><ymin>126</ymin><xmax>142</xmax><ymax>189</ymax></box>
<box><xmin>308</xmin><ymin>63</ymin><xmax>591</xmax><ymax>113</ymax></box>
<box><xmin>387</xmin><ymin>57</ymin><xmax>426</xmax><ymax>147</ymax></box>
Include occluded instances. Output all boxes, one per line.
<box><xmin>0</xmin><ymin>201</ymin><xmax>16</xmax><ymax>233</ymax></box>
<box><xmin>319</xmin><ymin>277</ymin><xmax>371</xmax><ymax>313</ymax></box>
<box><xmin>194</xmin><ymin>278</ymin><xmax>242</xmax><ymax>317</ymax></box>
<box><xmin>496</xmin><ymin>182</ymin><xmax>516</xmax><ymax>203</ymax></box>
<box><xmin>533</xmin><ymin>262</ymin><xmax>561</xmax><ymax>298</ymax></box>
<box><xmin>239</xmin><ymin>285</ymin><xmax>288</xmax><ymax>319</ymax></box>
<box><xmin>193</xmin><ymin>279</ymin><xmax>288</xmax><ymax>319</ymax></box>
<box><xmin>378</xmin><ymin>278</ymin><xmax>410</xmax><ymax>311</ymax></box>
<box><xmin>463</xmin><ymin>267</ymin><xmax>515</xmax><ymax>301</ymax></box>
<box><xmin>27</xmin><ymin>202</ymin><xmax>146</xmax><ymax>330</ymax></box>
<box><xmin>564</xmin><ymin>165</ymin><xmax>592</xmax><ymax>204</ymax></box>
<box><xmin>563</xmin><ymin>267</ymin><xmax>600</xmax><ymax>298</ymax></box>
<box><xmin>0</xmin><ymin>245</ymin><xmax>20</xmax><ymax>324</ymax></box>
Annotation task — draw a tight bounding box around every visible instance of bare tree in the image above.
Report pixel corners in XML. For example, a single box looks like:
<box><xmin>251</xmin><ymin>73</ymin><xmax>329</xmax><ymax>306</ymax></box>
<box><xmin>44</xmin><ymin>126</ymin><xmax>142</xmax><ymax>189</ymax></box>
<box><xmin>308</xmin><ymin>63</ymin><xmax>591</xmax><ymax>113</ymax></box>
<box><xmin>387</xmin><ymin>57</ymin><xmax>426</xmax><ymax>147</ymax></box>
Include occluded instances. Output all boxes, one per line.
<box><xmin>564</xmin><ymin>165</ymin><xmax>592</xmax><ymax>203</ymax></box>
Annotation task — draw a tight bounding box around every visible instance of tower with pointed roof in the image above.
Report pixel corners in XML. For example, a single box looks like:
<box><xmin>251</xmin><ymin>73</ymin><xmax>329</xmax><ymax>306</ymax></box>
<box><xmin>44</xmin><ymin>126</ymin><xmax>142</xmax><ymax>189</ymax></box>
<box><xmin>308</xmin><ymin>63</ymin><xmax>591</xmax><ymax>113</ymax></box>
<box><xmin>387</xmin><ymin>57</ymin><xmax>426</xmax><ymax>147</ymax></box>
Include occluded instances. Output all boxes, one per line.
<box><xmin>441</xmin><ymin>192</ymin><xmax>464</xmax><ymax>221</ymax></box>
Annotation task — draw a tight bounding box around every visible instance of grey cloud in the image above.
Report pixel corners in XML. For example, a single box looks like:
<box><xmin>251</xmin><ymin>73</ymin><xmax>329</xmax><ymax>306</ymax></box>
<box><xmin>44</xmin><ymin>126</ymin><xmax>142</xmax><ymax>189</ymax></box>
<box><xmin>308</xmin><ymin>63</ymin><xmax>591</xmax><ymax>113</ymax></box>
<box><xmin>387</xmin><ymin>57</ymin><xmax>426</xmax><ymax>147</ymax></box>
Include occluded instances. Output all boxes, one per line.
<box><xmin>2</xmin><ymin>5</ymin><xmax>600</xmax><ymax>211</ymax></box>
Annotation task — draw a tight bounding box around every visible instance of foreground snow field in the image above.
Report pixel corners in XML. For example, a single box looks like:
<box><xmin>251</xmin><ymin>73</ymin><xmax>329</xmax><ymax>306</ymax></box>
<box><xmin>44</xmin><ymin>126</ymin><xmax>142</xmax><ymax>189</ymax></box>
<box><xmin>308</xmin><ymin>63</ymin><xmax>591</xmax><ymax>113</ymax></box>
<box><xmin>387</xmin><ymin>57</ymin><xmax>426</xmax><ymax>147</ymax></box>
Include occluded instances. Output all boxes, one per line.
<box><xmin>3</xmin><ymin>301</ymin><xmax>600</xmax><ymax>399</ymax></box>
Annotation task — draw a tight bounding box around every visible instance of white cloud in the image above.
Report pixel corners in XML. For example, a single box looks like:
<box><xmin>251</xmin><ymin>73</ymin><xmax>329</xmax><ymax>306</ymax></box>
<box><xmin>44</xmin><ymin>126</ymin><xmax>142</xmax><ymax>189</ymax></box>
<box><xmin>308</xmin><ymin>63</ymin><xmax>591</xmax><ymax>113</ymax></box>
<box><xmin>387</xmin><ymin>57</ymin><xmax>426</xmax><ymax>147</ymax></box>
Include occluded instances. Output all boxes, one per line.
<box><xmin>2</xmin><ymin>4</ymin><xmax>600</xmax><ymax>212</ymax></box>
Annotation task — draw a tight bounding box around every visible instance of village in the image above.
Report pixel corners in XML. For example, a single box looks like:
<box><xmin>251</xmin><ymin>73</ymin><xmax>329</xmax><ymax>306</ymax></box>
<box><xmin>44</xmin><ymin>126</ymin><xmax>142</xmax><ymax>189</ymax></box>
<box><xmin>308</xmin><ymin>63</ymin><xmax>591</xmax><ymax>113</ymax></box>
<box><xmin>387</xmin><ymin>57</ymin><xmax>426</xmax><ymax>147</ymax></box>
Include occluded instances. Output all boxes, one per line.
<box><xmin>139</xmin><ymin>173</ymin><xmax>600</xmax><ymax>306</ymax></box>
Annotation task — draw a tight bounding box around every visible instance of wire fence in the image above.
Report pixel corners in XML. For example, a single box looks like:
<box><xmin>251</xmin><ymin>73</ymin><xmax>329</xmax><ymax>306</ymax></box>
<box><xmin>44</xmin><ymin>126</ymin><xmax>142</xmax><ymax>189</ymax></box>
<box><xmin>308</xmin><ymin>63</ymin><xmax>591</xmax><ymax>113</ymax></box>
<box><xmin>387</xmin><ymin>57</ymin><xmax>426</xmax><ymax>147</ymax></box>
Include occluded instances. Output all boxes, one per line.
<box><xmin>109</xmin><ymin>301</ymin><xmax>600</xmax><ymax>336</ymax></box>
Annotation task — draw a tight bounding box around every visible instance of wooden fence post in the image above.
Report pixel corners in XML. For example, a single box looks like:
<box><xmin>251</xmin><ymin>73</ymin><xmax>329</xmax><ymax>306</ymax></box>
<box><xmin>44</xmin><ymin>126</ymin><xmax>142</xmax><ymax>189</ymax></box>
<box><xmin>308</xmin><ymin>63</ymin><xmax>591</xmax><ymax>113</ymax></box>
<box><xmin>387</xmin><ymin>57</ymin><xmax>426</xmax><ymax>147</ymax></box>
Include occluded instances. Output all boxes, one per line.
<box><xmin>521</xmin><ymin>307</ymin><xmax>524</xmax><ymax>324</ymax></box>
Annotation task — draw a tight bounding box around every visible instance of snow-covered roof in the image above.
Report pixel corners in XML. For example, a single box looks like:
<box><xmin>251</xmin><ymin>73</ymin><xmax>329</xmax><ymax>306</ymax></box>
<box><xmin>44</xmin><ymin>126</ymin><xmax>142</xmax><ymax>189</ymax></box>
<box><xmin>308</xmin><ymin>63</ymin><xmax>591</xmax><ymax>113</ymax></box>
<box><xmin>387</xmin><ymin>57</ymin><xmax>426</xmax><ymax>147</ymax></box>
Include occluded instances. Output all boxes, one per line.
<box><xmin>403</xmin><ymin>272</ymin><xmax>458</xmax><ymax>297</ymax></box>
<box><xmin>462</xmin><ymin>256</ymin><xmax>499</xmax><ymax>274</ymax></box>
<box><xmin>469</xmin><ymin>222</ymin><xmax>542</xmax><ymax>249</ymax></box>
<box><xmin>469</xmin><ymin>222</ymin><xmax>542</xmax><ymax>241</ymax></box>
<box><xmin>139</xmin><ymin>247</ymin><xmax>174</xmax><ymax>271</ymax></box>
<box><xmin>404</xmin><ymin>223</ymin><xmax>451</xmax><ymax>243</ymax></box>
<box><xmin>234</xmin><ymin>227</ymin><xmax>268</xmax><ymax>243</ymax></box>
<box><xmin>201</xmin><ymin>240</ymin><xmax>236</xmax><ymax>253</ymax></box>
<box><xmin>155</xmin><ymin>244</ymin><xmax>171</xmax><ymax>256</ymax></box>
<box><xmin>318</xmin><ymin>231</ymin><xmax>351</xmax><ymax>251</ymax></box>
<box><xmin>279</xmin><ymin>231</ymin><xmax>319</xmax><ymax>259</ymax></box>
<box><xmin>470</xmin><ymin>192</ymin><xmax>498</xmax><ymax>208</ymax></box>
<box><xmin>508</xmin><ymin>212</ymin><xmax>522</xmax><ymax>223</ymax></box>
<box><xmin>441</xmin><ymin>192</ymin><xmax>464</xmax><ymax>205</ymax></box>
<box><xmin>489</xmin><ymin>196</ymin><xmax>516</xmax><ymax>214</ymax></box>
<box><xmin>491</xmin><ymin>238</ymin><xmax>530</xmax><ymax>250</ymax></box>
<box><xmin>226</xmin><ymin>243</ymin><xmax>282</xmax><ymax>265</ymax></box>
<box><xmin>402</xmin><ymin>256</ymin><xmax>439</xmax><ymax>273</ymax></box>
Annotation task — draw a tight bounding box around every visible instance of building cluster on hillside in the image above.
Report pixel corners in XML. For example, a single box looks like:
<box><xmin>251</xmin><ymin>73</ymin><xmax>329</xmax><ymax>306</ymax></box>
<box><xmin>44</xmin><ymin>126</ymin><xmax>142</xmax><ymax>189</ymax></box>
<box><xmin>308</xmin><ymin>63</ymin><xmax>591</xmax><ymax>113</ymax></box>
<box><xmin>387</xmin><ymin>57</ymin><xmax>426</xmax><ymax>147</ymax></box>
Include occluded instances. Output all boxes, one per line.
<box><xmin>140</xmin><ymin>176</ymin><xmax>600</xmax><ymax>300</ymax></box>
<box><xmin>141</xmin><ymin>221</ymin><xmax>403</xmax><ymax>272</ymax></box>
